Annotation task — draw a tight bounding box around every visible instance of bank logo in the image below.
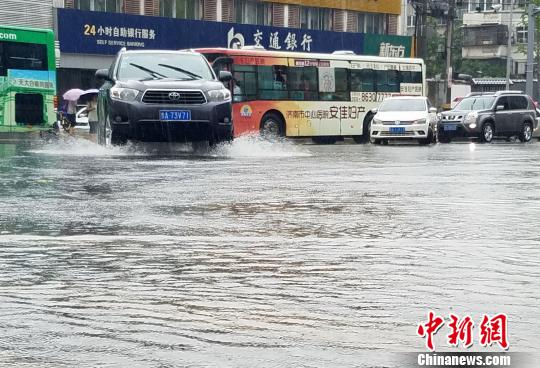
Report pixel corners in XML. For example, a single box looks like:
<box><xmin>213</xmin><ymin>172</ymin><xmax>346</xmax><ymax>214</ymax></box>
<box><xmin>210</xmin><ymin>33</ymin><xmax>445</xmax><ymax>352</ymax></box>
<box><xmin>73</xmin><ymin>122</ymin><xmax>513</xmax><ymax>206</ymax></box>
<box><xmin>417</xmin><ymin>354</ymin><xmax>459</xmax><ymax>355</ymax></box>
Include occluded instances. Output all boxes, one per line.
<box><xmin>228</xmin><ymin>27</ymin><xmax>245</xmax><ymax>49</ymax></box>
<box><xmin>240</xmin><ymin>105</ymin><xmax>252</xmax><ymax>118</ymax></box>
<box><xmin>168</xmin><ymin>92</ymin><xmax>181</xmax><ymax>101</ymax></box>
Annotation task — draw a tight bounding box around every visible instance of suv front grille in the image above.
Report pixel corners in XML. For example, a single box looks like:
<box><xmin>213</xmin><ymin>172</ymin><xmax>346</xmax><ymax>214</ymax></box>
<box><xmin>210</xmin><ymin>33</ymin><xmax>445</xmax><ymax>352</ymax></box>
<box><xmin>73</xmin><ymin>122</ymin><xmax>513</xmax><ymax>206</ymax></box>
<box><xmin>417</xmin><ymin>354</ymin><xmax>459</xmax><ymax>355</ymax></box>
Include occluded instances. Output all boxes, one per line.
<box><xmin>142</xmin><ymin>90</ymin><xmax>207</xmax><ymax>104</ymax></box>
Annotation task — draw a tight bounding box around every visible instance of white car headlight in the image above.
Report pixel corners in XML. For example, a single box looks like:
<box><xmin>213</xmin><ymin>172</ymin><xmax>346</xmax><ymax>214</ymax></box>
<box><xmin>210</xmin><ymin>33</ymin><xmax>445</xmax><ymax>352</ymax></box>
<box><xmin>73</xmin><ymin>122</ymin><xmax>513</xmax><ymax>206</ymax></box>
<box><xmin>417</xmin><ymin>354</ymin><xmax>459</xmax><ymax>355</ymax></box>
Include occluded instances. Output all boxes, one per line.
<box><xmin>207</xmin><ymin>88</ymin><xmax>231</xmax><ymax>102</ymax></box>
<box><xmin>465</xmin><ymin>111</ymin><xmax>478</xmax><ymax>124</ymax></box>
<box><xmin>413</xmin><ymin>118</ymin><xmax>427</xmax><ymax>125</ymax></box>
<box><xmin>110</xmin><ymin>87</ymin><xmax>139</xmax><ymax>101</ymax></box>
<box><xmin>372</xmin><ymin>117</ymin><xmax>382</xmax><ymax>125</ymax></box>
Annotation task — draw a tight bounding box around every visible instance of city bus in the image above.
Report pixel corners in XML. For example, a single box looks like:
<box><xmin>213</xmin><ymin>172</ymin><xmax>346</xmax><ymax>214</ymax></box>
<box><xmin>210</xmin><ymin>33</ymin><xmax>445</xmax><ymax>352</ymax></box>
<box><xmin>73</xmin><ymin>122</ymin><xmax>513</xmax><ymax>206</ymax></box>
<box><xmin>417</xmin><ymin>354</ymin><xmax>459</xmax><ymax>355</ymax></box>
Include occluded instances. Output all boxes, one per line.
<box><xmin>0</xmin><ymin>25</ymin><xmax>56</xmax><ymax>133</ymax></box>
<box><xmin>197</xmin><ymin>47</ymin><xmax>425</xmax><ymax>143</ymax></box>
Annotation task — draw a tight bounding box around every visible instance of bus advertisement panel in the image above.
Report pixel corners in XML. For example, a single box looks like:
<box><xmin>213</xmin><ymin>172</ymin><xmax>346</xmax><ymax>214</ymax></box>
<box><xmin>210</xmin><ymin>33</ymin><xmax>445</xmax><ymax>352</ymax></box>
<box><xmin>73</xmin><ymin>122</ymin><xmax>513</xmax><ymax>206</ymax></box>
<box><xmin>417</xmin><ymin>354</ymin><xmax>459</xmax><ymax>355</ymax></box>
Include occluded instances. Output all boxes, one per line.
<box><xmin>0</xmin><ymin>25</ymin><xmax>56</xmax><ymax>133</ymax></box>
<box><xmin>198</xmin><ymin>48</ymin><xmax>425</xmax><ymax>143</ymax></box>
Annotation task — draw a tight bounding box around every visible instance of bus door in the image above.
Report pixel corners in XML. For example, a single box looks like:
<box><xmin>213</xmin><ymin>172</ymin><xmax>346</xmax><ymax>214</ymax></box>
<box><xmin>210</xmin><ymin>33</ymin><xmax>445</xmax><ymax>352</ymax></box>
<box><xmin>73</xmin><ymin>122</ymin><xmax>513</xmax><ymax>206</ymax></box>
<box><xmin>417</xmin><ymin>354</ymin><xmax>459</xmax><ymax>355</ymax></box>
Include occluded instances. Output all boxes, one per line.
<box><xmin>287</xmin><ymin>58</ymin><xmax>343</xmax><ymax>137</ymax></box>
<box><xmin>318</xmin><ymin>60</ymin><xmax>354</xmax><ymax>136</ymax></box>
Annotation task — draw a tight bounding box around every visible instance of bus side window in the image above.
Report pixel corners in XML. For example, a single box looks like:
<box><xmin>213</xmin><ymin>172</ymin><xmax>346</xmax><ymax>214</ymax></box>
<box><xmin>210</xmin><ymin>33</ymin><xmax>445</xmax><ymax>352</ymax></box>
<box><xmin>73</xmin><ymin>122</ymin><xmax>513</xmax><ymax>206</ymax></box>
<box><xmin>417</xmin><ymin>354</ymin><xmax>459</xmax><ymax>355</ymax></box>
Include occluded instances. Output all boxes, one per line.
<box><xmin>412</xmin><ymin>71</ymin><xmax>422</xmax><ymax>83</ymax></box>
<box><xmin>350</xmin><ymin>69</ymin><xmax>374</xmax><ymax>92</ymax></box>
<box><xmin>319</xmin><ymin>68</ymin><xmax>349</xmax><ymax>101</ymax></box>
<box><xmin>257</xmin><ymin>65</ymin><xmax>288</xmax><ymax>100</ymax></box>
<box><xmin>376</xmin><ymin>70</ymin><xmax>399</xmax><ymax>93</ymax></box>
<box><xmin>232</xmin><ymin>65</ymin><xmax>257</xmax><ymax>102</ymax></box>
<box><xmin>288</xmin><ymin>66</ymin><xmax>318</xmax><ymax>101</ymax></box>
<box><xmin>387</xmin><ymin>70</ymin><xmax>399</xmax><ymax>93</ymax></box>
<box><xmin>400</xmin><ymin>71</ymin><xmax>412</xmax><ymax>84</ymax></box>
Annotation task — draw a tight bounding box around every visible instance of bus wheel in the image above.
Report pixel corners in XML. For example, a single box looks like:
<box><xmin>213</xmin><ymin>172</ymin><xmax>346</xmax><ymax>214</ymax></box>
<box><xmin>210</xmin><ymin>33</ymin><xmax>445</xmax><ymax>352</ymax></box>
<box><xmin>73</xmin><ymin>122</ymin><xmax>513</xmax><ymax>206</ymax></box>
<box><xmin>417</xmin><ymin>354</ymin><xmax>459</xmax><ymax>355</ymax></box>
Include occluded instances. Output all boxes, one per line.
<box><xmin>261</xmin><ymin>113</ymin><xmax>284</xmax><ymax>139</ymax></box>
<box><xmin>352</xmin><ymin>114</ymin><xmax>374</xmax><ymax>144</ymax></box>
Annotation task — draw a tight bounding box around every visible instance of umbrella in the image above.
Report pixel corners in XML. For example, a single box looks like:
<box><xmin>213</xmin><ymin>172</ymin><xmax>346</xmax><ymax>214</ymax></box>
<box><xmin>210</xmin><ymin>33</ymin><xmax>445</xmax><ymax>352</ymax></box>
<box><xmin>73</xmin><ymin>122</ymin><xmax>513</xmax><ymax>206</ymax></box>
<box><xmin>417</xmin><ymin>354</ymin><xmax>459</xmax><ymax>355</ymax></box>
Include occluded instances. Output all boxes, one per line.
<box><xmin>78</xmin><ymin>89</ymin><xmax>100</xmax><ymax>103</ymax></box>
<box><xmin>62</xmin><ymin>88</ymin><xmax>99</xmax><ymax>101</ymax></box>
<box><xmin>62</xmin><ymin>88</ymin><xmax>85</xmax><ymax>101</ymax></box>
<box><xmin>81</xmin><ymin>88</ymin><xmax>99</xmax><ymax>96</ymax></box>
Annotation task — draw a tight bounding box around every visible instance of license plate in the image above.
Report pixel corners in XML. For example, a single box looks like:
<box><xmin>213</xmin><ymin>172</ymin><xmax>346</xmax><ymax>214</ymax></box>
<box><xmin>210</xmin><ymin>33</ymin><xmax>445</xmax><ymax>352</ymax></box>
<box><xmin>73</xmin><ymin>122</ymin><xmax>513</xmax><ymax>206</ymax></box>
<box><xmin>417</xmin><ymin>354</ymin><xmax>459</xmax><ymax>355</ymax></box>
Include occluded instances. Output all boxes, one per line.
<box><xmin>444</xmin><ymin>124</ymin><xmax>457</xmax><ymax>131</ymax></box>
<box><xmin>159</xmin><ymin>110</ymin><xmax>191</xmax><ymax>121</ymax></box>
<box><xmin>390</xmin><ymin>127</ymin><xmax>405</xmax><ymax>133</ymax></box>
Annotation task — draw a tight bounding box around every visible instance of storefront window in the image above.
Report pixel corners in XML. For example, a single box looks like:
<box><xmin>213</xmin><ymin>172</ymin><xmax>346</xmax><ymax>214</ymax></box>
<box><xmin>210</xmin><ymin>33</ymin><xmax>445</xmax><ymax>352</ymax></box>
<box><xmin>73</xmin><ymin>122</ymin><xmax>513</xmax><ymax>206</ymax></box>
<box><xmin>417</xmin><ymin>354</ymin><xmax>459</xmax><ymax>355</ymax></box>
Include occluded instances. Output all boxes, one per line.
<box><xmin>76</xmin><ymin>0</ymin><xmax>91</xmax><ymax>10</ymax></box>
<box><xmin>76</xmin><ymin>0</ymin><xmax>120</xmax><ymax>12</ymax></box>
<box><xmin>357</xmin><ymin>12</ymin><xmax>386</xmax><ymax>34</ymax></box>
<box><xmin>160</xmin><ymin>0</ymin><xmax>201</xmax><ymax>19</ymax></box>
<box><xmin>234</xmin><ymin>0</ymin><xmax>272</xmax><ymax>25</ymax></box>
<box><xmin>300</xmin><ymin>7</ymin><xmax>333</xmax><ymax>31</ymax></box>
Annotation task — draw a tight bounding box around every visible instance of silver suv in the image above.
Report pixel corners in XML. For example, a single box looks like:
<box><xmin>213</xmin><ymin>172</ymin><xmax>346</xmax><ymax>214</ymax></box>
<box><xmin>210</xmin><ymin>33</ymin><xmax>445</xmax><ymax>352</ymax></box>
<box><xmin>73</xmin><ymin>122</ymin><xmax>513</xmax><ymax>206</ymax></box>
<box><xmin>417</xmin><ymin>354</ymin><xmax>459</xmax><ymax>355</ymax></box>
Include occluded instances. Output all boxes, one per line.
<box><xmin>438</xmin><ymin>91</ymin><xmax>537</xmax><ymax>143</ymax></box>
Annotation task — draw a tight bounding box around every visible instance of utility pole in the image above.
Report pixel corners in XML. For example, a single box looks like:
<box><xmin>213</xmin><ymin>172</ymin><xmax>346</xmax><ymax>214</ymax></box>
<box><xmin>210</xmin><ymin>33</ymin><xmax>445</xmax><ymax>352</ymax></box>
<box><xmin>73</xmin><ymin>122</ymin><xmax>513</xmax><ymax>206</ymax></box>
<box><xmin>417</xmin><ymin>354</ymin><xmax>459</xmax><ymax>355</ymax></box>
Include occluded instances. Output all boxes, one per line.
<box><xmin>505</xmin><ymin>0</ymin><xmax>514</xmax><ymax>90</ymax></box>
<box><xmin>445</xmin><ymin>0</ymin><xmax>456</xmax><ymax>104</ymax></box>
<box><xmin>413</xmin><ymin>0</ymin><xmax>428</xmax><ymax>60</ymax></box>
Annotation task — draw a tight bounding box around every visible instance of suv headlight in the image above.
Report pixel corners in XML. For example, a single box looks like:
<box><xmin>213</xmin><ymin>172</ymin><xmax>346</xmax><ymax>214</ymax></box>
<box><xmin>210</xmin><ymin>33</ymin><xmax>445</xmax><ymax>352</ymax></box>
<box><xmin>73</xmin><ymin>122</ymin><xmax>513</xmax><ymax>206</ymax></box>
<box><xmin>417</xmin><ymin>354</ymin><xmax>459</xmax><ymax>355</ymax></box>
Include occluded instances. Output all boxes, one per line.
<box><xmin>110</xmin><ymin>87</ymin><xmax>139</xmax><ymax>101</ymax></box>
<box><xmin>207</xmin><ymin>88</ymin><xmax>231</xmax><ymax>102</ymax></box>
<box><xmin>465</xmin><ymin>111</ymin><xmax>478</xmax><ymax>124</ymax></box>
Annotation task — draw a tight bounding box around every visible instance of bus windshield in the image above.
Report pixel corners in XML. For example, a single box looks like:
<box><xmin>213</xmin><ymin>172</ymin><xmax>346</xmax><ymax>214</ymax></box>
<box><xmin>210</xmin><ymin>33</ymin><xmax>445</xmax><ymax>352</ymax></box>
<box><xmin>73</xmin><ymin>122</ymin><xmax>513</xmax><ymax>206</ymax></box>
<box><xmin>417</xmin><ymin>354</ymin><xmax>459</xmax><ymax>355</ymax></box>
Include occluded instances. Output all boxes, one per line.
<box><xmin>455</xmin><ymin>97</ymin><xmax>495</xmax><ymax>111</ymax></box>
<box><xmin>379</xmin><ymin>99</ymin><xmax>426</xmax><ymax>112</ymax></box>
<box><xmin>0</xmin><ymin>41</ymin><xmax>48</xmax><ymax>76</ymax></box>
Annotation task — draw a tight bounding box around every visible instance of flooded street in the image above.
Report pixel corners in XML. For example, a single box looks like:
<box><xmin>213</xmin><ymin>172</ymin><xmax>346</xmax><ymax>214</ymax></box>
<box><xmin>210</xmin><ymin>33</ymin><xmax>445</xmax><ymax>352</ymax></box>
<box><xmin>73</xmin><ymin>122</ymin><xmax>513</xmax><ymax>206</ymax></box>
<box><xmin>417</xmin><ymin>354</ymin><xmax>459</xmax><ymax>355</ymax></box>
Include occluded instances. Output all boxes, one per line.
<box><xmin>0</xmin><ymin>136</ymin><xmax>539</xmax><ymax>367</ymax></box>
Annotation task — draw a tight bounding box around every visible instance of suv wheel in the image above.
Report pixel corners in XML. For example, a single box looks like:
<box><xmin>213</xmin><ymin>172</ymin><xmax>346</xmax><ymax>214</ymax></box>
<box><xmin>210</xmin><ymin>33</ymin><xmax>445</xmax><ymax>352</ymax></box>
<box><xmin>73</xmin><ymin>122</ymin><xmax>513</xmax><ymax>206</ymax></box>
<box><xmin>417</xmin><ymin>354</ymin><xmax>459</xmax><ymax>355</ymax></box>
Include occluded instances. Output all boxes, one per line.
<box><xmin>518</xmin><ymin>122</ymin><xmax>533</xmax><ymax>143</ymax></box>
<box><xmin>480</xmin><ymin>122</ymin><xmax>494</xmax><ymax>143</ymax></box>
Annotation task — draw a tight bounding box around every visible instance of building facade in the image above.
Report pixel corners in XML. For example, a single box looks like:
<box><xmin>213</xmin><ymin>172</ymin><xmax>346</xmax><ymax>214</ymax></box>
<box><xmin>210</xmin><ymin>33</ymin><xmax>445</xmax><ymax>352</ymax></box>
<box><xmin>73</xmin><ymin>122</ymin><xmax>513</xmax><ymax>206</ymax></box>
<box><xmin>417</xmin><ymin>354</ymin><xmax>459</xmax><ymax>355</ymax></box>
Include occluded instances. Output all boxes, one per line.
<box><xmin>461</xmin><ymin>0</ymin><xmax>528</xmax><ymax>78</ymax></box>
<box><xmin>2</xmin><ymin>0</ymin><xmax>413</xmax><ymax>93</ymax></box>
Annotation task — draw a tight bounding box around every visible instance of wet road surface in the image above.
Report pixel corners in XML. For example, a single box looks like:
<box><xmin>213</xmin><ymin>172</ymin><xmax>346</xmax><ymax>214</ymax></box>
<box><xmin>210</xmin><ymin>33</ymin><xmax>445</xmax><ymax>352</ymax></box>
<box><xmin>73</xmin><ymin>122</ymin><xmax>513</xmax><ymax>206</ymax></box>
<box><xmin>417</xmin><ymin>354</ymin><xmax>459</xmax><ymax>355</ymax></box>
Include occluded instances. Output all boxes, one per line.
<box><xmin>0</xmin><ymin>136</ymin><xmax>539</xmax><ymax>367</ymax></box>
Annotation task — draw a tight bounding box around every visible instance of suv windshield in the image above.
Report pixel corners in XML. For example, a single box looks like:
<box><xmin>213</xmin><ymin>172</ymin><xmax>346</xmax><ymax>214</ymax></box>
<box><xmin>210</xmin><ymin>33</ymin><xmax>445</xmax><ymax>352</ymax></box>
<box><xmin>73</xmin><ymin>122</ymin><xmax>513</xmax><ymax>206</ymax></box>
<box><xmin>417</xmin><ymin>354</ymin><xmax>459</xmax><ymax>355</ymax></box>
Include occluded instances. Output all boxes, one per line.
<box><xmin>117</xmin><ymin>53</ymin><xmax>214</xmax><ymax>81</ymax></box>
<box><xmin>454</xmin><ymin>96</ymin><xmax>495</xmax><ymax>111</ymax></box>
<box><xmin>379</xmin><ymin>99</ymin><xmax>426</xmax><ymax>112</ymax></box>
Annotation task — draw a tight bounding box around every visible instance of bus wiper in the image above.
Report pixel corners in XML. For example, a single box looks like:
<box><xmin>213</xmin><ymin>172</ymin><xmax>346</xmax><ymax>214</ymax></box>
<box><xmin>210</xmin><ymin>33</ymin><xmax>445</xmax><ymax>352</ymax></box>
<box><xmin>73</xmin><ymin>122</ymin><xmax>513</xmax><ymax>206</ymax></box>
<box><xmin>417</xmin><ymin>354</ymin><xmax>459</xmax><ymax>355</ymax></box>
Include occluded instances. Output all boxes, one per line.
<box><xmin>129</xmin><ymin>63</ymin><xmax>167</xmax><ymax>79</ymax></box>
<box><xmin>158</xmin><ymin>64</ymin><xmax>202</xmax><ymax>79</ymax></box>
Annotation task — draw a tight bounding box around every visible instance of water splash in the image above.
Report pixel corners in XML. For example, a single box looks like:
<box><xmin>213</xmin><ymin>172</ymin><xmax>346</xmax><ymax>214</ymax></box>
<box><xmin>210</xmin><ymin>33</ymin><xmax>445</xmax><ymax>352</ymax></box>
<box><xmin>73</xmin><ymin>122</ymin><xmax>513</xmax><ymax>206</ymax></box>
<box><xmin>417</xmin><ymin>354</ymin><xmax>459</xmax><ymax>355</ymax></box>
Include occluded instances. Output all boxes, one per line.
<box><xmin>28</xmin><ymin>135</ymin><xmax>133</xmax><ymax>156</ymax></box>
<box><xmin>212</xmin><ymin>134</ymin><xmax>311</xmax><ymax>158</ymax></box>
<box><xmin>27</xmin><ymin>134</ymin><xmax>311</xmax><ymax>158</ymax></box>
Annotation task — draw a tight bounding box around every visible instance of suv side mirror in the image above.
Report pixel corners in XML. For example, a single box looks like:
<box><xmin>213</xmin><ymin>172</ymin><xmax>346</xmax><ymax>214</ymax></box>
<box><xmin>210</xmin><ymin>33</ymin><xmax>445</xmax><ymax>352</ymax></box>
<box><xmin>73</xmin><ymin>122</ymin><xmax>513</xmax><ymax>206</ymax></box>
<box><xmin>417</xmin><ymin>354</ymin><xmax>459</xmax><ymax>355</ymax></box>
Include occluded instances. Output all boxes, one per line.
<box><xmin>370</xmin><ymin>108</ymin><xmax>378</xmax><ymax>114</ymax></box>
<box><xmin>429</xmin><ymin>107</ymin><xmax>437</xmax><ymax>113</ymax></box>
<box><xmin>496</xmin><ymin>105</ymin><xmax>505</xmax><ymax>111</ymax></box>
<box><xmin>95</xmin><ymin>69</ymin><xmax>112</xmax><ymax>82</ymax></box>
<box><xmin>218</xmin><ymin>70</ymin><xmax>233</xmax><ymax>82</ymax></box>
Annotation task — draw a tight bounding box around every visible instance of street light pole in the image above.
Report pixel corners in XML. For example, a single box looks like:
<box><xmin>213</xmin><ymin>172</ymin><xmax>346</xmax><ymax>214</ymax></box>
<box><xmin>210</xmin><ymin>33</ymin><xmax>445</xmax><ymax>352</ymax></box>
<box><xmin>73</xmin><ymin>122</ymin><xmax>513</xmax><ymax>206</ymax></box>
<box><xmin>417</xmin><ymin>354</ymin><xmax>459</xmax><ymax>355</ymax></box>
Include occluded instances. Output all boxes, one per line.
<box><xmin>505</xmin><ymin>0</ymin><xmax>514</xmax><ymax>90</ymax></box>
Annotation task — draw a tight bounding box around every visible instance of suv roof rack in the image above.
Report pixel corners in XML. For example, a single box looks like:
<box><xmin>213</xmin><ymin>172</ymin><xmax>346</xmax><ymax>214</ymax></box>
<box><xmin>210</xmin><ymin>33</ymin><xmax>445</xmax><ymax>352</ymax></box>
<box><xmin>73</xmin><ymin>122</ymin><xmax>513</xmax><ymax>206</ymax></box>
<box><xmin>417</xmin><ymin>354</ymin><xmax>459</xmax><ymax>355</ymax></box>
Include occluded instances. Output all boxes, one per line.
<box><xmin>494</xmin><ymin>90</ymin><xmax>523</xmax><ymax>95</ymax></box>
<box><xmin>465</xmin><ymin>92</ymin><xmax>495</xmax><ymax>97</ymax></box>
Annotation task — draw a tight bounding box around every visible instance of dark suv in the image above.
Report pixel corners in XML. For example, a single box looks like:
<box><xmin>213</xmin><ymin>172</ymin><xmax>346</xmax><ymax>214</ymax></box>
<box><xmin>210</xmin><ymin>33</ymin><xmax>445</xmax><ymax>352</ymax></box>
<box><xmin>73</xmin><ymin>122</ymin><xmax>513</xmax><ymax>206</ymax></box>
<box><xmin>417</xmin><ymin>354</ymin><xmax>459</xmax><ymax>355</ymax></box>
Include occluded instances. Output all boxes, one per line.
<box><xmin>438</xmin><ymin>91</ymin><xmax>537</xmax><ymax>143</ymax></box>
<box><xmin>95</xmin><ymin>49</ymin><xmax>233</xmax><ymax>145</ymax></box>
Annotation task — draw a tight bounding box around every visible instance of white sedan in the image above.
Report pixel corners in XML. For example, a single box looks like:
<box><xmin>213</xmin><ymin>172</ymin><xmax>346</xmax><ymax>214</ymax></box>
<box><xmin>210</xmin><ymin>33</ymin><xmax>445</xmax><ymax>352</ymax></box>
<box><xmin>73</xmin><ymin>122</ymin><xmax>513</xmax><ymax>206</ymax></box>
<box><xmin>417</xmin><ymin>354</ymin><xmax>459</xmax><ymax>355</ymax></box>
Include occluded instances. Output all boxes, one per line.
<box><xmin>370</xmin><ymin>96</ymin><xmax>438</xmax><ymax>145</ymax></box>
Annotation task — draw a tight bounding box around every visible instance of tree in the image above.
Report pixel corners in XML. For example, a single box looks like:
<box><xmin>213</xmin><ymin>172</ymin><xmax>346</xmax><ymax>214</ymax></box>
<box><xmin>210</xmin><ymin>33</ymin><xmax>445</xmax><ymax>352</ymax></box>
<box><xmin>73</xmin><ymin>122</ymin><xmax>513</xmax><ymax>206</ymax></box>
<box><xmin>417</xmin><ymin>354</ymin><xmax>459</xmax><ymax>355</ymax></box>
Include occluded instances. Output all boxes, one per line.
<box><xmin>424</xmin><ymin>17</ymin><xmax>507</xmax><ymax>79</ymax></box>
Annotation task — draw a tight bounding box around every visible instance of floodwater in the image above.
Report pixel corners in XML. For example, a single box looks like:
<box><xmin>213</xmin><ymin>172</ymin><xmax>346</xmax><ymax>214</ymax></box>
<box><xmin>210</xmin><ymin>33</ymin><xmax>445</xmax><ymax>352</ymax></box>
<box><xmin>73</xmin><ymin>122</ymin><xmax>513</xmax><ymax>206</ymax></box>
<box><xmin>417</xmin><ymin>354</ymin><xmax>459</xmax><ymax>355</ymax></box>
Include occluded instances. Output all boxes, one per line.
<box><xmin>0</xmin><ymin>135</ymin><xmax>539</xmax><ymax>367</ymax></box>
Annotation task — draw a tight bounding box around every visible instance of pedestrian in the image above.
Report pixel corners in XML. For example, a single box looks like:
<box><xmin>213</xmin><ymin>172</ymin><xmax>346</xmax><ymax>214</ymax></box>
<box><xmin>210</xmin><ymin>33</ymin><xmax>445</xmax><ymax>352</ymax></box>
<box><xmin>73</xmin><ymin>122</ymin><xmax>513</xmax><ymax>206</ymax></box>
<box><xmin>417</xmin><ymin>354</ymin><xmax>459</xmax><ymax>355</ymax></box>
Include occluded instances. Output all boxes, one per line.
<box><xmin>66</xmin><ymin>99</ymin><xmax>77</xmax><ymax>134</ymax></box>
<box><xmin>87</xmin><ymin>96</ymin><xmax>98</xmax><ymax>139</ymax></box>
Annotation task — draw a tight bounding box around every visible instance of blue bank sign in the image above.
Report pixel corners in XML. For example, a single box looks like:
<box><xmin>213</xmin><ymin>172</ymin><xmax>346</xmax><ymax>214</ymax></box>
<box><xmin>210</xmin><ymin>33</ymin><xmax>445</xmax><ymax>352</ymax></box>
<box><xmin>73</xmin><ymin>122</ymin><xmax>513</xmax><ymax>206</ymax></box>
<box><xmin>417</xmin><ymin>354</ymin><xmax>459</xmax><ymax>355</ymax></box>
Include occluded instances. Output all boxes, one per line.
<box><xmin>57</xmin><ymin>8</ymin><xmax>411</xmax><ymax>57</ymax></box>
